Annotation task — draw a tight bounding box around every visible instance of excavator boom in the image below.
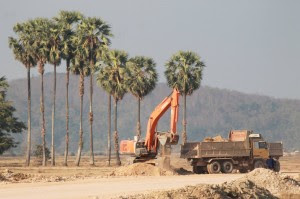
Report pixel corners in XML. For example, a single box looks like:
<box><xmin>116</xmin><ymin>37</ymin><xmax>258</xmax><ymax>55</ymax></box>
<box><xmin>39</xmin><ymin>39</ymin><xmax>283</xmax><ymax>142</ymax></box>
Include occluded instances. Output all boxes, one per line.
<box><xmin>144</xmin><ymin>89</ymin><xmax>180</xmax><ymax>151</ymax></box>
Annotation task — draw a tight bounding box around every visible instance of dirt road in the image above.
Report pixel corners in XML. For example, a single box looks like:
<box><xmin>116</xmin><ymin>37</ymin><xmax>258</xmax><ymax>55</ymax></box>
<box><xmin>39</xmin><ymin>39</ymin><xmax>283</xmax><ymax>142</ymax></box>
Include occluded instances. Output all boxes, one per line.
<box><xmin>0</xmin><ymin>174</ymin><xmax>243</xmax><ymax>199</ymax></box>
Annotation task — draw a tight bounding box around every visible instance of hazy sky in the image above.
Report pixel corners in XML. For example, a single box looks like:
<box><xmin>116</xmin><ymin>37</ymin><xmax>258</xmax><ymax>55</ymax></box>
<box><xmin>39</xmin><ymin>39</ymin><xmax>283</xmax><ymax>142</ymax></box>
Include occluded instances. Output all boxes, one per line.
<box><xmin>1</xmin><ymin>0</ymin><xmax>299</xmax><ymax>99</ymax></box>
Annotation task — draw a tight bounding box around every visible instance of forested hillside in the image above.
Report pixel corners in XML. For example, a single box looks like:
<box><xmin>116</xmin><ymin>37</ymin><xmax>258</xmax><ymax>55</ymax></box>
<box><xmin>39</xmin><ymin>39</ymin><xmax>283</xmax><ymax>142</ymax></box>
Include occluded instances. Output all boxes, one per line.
<box><xmin>6</xmin><ymin>73</ymin><xmax>300</xmax><ymax>155</ymax></box>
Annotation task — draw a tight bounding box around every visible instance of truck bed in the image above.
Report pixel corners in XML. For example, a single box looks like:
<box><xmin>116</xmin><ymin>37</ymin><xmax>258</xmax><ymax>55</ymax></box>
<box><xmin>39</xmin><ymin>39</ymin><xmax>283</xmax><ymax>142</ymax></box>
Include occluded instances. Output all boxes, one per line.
<box><xmin>180</xmin><ymin>141</ymin><xmax>251</xmax><ymax>159</ymax></box>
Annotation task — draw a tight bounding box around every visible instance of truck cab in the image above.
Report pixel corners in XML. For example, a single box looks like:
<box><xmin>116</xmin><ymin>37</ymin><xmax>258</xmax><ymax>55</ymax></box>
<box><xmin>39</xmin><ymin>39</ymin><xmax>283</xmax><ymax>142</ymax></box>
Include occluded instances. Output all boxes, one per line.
<box><xmin>253</xmin><ymin>141</ymin><xmax>269</xmax><ymax>159</ymax></box>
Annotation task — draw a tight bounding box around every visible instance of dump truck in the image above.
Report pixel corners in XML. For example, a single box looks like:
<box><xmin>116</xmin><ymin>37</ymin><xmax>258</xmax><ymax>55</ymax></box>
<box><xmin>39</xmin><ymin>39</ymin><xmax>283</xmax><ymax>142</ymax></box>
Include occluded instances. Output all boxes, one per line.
<box><xmin>180</xmin><ymin>130</ymin><xmax>283</xmax><ymax>174</ymax></box>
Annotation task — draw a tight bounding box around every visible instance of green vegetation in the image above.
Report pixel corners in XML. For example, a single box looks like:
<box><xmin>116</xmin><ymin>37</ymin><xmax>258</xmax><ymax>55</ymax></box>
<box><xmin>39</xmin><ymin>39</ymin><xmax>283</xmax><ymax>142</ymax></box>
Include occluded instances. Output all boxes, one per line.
<box><xmin>34</xmin><ymin>145</ymin><xmax>50</xmax><ymax>162</ymax></box>
<box><xmin>0</xmin><ymin>77</ymin><xmax>26</xmax><ymax>155</ymax></box>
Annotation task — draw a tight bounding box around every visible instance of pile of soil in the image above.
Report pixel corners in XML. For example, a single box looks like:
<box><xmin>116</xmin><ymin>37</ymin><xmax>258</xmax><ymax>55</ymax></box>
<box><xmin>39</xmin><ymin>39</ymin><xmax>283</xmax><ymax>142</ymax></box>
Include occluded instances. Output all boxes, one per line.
<box><xmin>203</xmin><ymin>135</ymin><xmax>227</xmax><ymax>142</ymax></box>
<box><xmin>118</xmin><ymin>168</ymin><xmax>300</xmax><ymax>199</ymax></box>
<box><xmin>118</xmin><ymin>181</ymin><xmax>274</xmax><ymax>199</ymax></box>
<box><xmin>0</xmin><ymin>169</ymin><xmax>83</xmax><ymax>183</ymax></box>
<box><xmin>110</xmin><ymin>163</ymin><xmax>176</xmax><ymax>176</ymax></box>
<box><xmin>0</xmin><ymin>169</ymin><xmax>31</xmax><ymax>183</ymax></box>
<box><xmin>231</xmin><ymin>168</ymin><xmax>300</xmax><ymax>196</ymax></box>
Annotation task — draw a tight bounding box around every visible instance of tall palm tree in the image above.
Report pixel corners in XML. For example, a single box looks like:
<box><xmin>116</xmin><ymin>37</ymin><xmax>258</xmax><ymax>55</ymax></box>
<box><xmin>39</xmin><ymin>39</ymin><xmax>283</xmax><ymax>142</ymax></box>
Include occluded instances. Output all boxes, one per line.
<box><xmin>165</xmin><ymin>51</ymin><xmax>205</xmax><ymax>144</ymax></box>
<box><xmin>47</xmin><ymin>20</ymin><xmax>62</xmax><ymax>166</ymax></box>
<box><xmin>8</xmin><ymin>24</ymin><xmax>36</xmax><ymax>166</ymax></box>
<box><xmin>97</xmin><ymin>50</ymin><xmax>129</xmax><ymax>166</ymax></box>
<box><xmin>27</xmin><ymin>18</ymin><xmax>51</xmax><ymax>166</ymax></box>
<box><xmin>71</xmin><ymin>36</ymin><xmax>90</xmax><ymax>166</ymax></box>
<box><xmin>54</xmin><ymin>11</ymin><xmax>83</xmax><ymax>166</ymax></box>
<box><xmin>126</xmin><ymin>56</ymin><xmax>158</xmax><ymax>139</ymax></box>
<box><xmin>77</xmin><ymin>17</ymin><xmax>112</xmax><ymax>165</ymax></box>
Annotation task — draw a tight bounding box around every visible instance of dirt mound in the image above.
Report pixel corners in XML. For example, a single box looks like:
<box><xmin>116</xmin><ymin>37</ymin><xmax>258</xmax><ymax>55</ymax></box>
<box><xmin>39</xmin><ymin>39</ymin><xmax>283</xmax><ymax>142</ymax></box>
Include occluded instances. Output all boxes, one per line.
<box><xmin>233</xmin><ymin>168</ymin><xmax>300</xmax><ymax>196</ymax></box>
<box><xmin>0</xmin><ymin>169</ymin><xmax>83</xmax><ymax>183</ymax></box>
<box><xmin>0</xmin><ymin>169</ymin><xmax>31</xmax><ymax>182</ymax></box>
<box><xmin>118</xmin><ymin>181</ymin><xmax>274</xmax><ymax>199</ymax></box>
<box><xmin>110</xmin><ymin>163</ymin><xmax>176</xmax><ymax>176</ymax></box>
<box><xmin>203</xmin><ymin>135</ymin><xmax>227</xmax><ymax>142</ymax></box>
<box><xmin>118</xmin><ymin>169</ymin><xmax>299</xmax><ymax>199</ymax></box>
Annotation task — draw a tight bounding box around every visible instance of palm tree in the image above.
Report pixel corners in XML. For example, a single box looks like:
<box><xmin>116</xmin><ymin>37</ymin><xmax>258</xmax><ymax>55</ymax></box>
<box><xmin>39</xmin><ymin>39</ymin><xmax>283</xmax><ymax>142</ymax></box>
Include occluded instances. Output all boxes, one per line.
<box><xmin>77</xmin><ymin>17</ymin><xmax>112</xmax><ymax>165</ymax></box>
<box><xmin>97</xmin><ymin>50</ymin><xmax>129</xmax><ymax>166</ymax></box>
<box><xmin>27</xmin><ymin>18</ymin><xmax>51</xmax><ymax>166</ymax></box>
<box><xmin>165</xmin><ymin>51</ymin><xmax>205</xmax><ymax>144</ymax></box>
<box><xmin>126</xmin><ymin>56</ymin><xmax>158</xmax><ymax>139</ymax></box>
<box><xmin>47</xmin><ymin>20</ymin><xmax>62</xmax><ymax>166</ymax></box>
<box><xmin>71</xmin><ymin>36</ymin><xmax>90</xmax><ymax>166</ymax></box>
<box><xmin>54</xmin><ymin>11</ymin><xmax>83</xmax><ymax>166</ymax></box>
<box><xmin>8</xmin><ymin>23</ymin><xmax>36</xmax><ymax>166</ymax></box>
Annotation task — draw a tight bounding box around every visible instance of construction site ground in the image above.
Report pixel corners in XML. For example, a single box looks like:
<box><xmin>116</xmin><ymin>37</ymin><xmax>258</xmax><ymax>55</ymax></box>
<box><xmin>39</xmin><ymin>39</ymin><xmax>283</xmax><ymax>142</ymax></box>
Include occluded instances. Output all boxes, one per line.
<box><xmin>0</xmin><ymin>154</ymin><xmax>299</xmax><ymax>199</ymax></box>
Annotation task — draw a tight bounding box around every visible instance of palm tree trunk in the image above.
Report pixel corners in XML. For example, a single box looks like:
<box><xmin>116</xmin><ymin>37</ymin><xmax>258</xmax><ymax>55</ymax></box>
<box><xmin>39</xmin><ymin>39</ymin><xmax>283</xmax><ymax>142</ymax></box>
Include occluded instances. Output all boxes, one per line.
<box><xmin>182</xmin><ymin>93</ymin><xmax>187</xmax><ymax>144</ymax></box>
<box><xmin>51</xmin><ymin>64</ymin><xmax>56</xmax><ymax>166</ymax></box>
<box><xmin>64</xmin><ymin>59</ymin><xmax>70</xmax><ymax>166</ymax></box>
<box><xmin>38</xmin><ymin>62</ymin><xmax>46</xmax><ymax>166</ymax></box>
<box><xmin>89</xmin><ymin>73</ymin><xmax>94</xmax><ymax>165</ymax></box>
<box><xmin>136</xmin><ymin>97</ymin><xmax>141</xmax><ymax>139</ymax></box>
<box><xmin>114</xmin><ymin>98</ymin><xmax>121</xmax><ymax>166</ymax></box>
<box><xmin>107</xmin><ymin>94</ymin><xmax>111</xmax><ymax>166</ymax></box>
<box><xmin>75</xmin><ymin>73</ymin><xmax>84</xmax><ymax>166</ymax></box>
<box><xmin>25</xmin><ymin>66</ymin><xmax>31</xmax><ymax>166</ymax></box>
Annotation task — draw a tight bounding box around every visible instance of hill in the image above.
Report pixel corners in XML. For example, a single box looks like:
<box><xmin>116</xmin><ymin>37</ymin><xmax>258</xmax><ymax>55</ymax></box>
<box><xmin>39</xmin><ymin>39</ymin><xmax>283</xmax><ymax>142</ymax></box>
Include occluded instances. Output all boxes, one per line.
<box><xmin>6</xmin><ymin>73</ymin><xmax>300</xmax><ymax>155</ymax></box>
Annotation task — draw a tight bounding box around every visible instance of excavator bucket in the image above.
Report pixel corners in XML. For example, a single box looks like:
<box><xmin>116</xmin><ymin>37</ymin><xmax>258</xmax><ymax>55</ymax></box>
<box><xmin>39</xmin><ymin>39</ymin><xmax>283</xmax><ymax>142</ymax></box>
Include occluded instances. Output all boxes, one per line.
<box><xmin>158</xmin><ymin>135</ymin><xmax>168</xmax><ymax>146</ymax></box>
<box><xmin>157</xmin><ymin>133</ymin><xmax>179</xmax><ymax>146</ymax></box>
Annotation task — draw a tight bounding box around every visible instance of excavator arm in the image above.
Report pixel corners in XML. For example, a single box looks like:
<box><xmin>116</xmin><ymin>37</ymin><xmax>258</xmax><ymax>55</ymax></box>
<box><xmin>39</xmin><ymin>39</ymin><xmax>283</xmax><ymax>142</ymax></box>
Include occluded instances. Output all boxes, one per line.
<box><xmin>144</xmin><ymin>89</ymin><xmax>180</xmax><ymax>152</ymax></box>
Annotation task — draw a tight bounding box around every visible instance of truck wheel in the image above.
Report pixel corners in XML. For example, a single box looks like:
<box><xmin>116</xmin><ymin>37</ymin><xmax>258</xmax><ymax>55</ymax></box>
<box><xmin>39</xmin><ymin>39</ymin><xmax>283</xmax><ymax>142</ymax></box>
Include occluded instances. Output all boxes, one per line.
<box><xmin>222</xmin><ymin>161</ymin><xmax>233</xmax><ymax>173</ymax></box>
<box><xmin>274</xmin><ymin>160</ymin><xmax>280</xmax><ymax>172</ymax></box>
<box><xmin>254</xmin><ymin>160</ymin><xmax>266</xmax><ymax>169</ymax></box>
<box><xmin>208</xmin><ymin>161</ymin><xmax>221</xmax><ymax>174</ymax></box>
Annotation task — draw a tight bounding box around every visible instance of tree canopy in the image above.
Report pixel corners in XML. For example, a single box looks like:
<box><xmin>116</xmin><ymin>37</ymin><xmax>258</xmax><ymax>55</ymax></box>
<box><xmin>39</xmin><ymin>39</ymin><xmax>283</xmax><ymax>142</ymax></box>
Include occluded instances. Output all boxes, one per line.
<box><xmin>165</xmin><ymin>51</ymin><xmax>205</xmax><ymax>96</ymax></box>
<box><xmin>0</xmin><ymin>77</ymin><xmax>26</xmax><ymax>155</ymax></box>
<box><xmin>97</xmin><ymin>49</ymin><xmax>129</xmax><ymax>101</ymax></box>
<box><xmin>126</xmin><ymin>56</ymin><xmax>158</xmax><ymax>99</ymax></box>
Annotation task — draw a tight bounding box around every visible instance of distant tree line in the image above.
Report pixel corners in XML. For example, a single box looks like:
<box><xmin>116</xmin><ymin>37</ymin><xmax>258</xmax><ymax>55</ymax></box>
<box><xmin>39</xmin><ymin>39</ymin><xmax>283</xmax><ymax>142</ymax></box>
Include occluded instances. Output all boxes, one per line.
<box><xmin>8</xmin><ymin>11</ymin><xmax>205</xmax><ymax>166</ymax></box>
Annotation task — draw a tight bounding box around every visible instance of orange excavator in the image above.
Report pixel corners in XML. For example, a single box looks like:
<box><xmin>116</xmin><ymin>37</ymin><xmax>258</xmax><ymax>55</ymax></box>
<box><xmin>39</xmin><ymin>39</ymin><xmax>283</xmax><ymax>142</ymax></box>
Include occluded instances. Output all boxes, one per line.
<box><xmin>120</xmin><ymin>89</ymin><xmax>180</xmax><ymax>163</ymax></box>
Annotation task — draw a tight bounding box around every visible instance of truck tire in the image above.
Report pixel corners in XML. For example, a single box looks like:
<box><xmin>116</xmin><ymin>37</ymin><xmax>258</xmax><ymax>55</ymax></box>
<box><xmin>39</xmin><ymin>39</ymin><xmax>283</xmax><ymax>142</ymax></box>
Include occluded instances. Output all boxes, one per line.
<box><xmin>274</xmin><ymin>160</ymin><xmax>280</xmax><ymax>172</ymax></box>
<box><xmin>221</xmin><ymin>161</ymin><xmax>233</xmax><ymax>173</ymax></box>
<box><xmin>254</xmin><ymin>160</ymin><xmax>266</xmax><ymax>169</ymax></box>
<box><xmin>207</xmin><ymin>161</ymin><xmax>221</xmax><ymax>174</ymax></box>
